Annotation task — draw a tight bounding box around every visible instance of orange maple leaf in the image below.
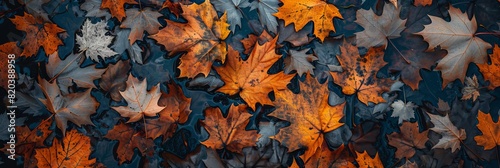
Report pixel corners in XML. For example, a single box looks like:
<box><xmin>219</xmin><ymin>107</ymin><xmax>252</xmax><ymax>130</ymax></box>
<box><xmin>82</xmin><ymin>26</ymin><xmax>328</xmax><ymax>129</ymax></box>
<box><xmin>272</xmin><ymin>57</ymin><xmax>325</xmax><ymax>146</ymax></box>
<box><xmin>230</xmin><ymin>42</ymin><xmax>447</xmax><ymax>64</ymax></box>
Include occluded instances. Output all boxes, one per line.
<box><xmin>215</xmin><ymin>41</ymin><xmax>294</xmax><ymax>110</ymax></box>
<box><xmin>474</xmin><ymin>110</ymin><xmax>500</xmax><ymax>150</ymax></box>
<box><xmin>10</xmin><ymin>12</ymin><xmax>65</xmax><ymax>57</ymax></box>
<box><xmin>201</xmin><ymin>104</ymin><xmax>260</xmax><ymax>153</ymax></box>
<box><xmin>150</xmin><ymin>0</ymin><xmax>230</xmax><ymax>78</ymax></box>
<box><xmin>331</xmin><ymin>41</ymin><xmax>393</xmax><ymax>104</ymax></box>
<box><xmin>355</xmin><ymin>151</ymin><xmax>384</xmax><ymax>168</ymax></box>
<box><xmin>274</xmin><ymin>0</ymin><xmax>343</xmax><ymax>41</ymax></box>
<box><xmin>271</xmin><ymin>74</ymin><xmax>345</xmax><ymax>161</ymax></box>
<box><xmin>0</xmin><ymin>42</ymin><xmax>21</xmax><ymax>90</ymax></box>
<box><xmin>387</xmin><ymin>122</ymin><xmax>429</xmax><ymax>159</ymax></box>
<box><xmin>100</xmin><ymin>0</ymin><xmax>138</xmax><ymax>21</ymax></box>
<box><xmin>292</xmin><ymin>143</ymin><xmax>355</xmax><ymax>168</ymax></box>
<box><xmin>35</xmin><ymin>129</ymin><xmax>96</xmax><ymax>167</ymax></box>
<box><xmin>477</xmin><ymin>44</ymin><xmax>500</xmax><ymax>90</ymax></box>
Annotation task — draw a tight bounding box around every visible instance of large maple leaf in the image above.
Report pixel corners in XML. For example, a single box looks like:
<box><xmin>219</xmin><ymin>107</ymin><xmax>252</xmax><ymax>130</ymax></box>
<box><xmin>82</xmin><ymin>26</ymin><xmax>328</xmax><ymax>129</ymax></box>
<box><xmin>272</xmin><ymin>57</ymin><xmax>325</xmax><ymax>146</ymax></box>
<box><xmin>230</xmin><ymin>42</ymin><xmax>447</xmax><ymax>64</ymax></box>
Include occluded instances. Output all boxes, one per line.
<box><xmin>120</xmin><ymin>8</ymin><xmax>163</xmax><ymax>45</ymax></box>
<box><xmin>355</xmin><ymin>2</ymin><xmax>406</xmax><ymax>49</ymax></box>
<box><xmin>427</xmin><ymin>112</ymin><xmax>466</xmax><ymax>153</ymax></box>
<box><xmin>274</xmin><ymin>0</ymin><xmax>343</xmax><ymax>41</ymax></box>
<box><xmin>150</xmin><ymin>0</ymin><xmax>230</xmax><ymax>78</ymax></box>
<box><xmin>415</xmin><ymin>6</ymin><xmax>492</xmax><ymax>87</ymax></box>
<box><xmin>76</xmin><ymin>19</ymin><xmax>118</xmax><ymax>61</ymax></box>
<box><xmin>104</xmin><ymin>123</ymin><xmax>155</xmax><ymax>164</ymax></box>
<box><xmin>100</xmin><ymin>0</ymin><xmax>138</xmax><ymax>21</ymax></box>
<box><xmin>270</xmin><ymin>75</ymin><xmax>345</xmax><ymax>161</ymax></box>
<box><xmin>477</xmin><ymin>44</ymin><xmax>500</xmax><ymax>90</ymax></box>
<box><xmin>331</xmin><ymin>41</ymin><xmax>393</xmax><ymax>105</ymax></box>
<box><xmin>215</xmin><ymin>40</ymin><xmax>294</xmax><ymax>110</ymax></box>
<box><xmin>474</xmin><ymin>110</ymin><xmax>500</xmax><ymax>150</ymax></box>
<box><xmin>201</xmin><ymin>104</ymin><xmax>259</xmax><ymax>153</ymax></box>
<box><xmin>112</xmin><ymin>74</ymin><xmax>165</xmax><ymax>123</ymax></box>
<box><xmin>38</xmin><ymin>78</ymin><xmax>98</xmax><ymax>136</ymax></box>
<box><xmin>10</xmin><ymin>12</ymin><xmax>65</xmax><ymax>57</ymax></box>
<box><xmin>35</xmin><ymin>130</ymin><xmax>96</xmax><ymax>167</ymax></box>
<box><xmin>387</xmin><ymin>122</ymin><xmax>429</xmax><ymax>159</ymax></box>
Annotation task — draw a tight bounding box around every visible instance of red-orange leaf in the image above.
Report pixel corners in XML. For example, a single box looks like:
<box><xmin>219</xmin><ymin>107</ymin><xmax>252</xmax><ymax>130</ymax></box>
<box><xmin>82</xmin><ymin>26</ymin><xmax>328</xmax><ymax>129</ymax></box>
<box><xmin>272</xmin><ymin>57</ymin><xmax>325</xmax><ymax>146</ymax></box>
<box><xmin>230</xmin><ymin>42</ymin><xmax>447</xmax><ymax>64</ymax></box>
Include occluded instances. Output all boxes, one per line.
<box><xmin>105</xmin><ymin>123</ymin><xmax>155</xmax><ymax>164</ymax></box>
<box><xmin>477</xmin><ymin>45</ymin><xmax>500</xmax><ymax>90</ymax></box>
<box><xmin>474</xmin><ymin>110</ymin><xmax>500</xmax><ymax>150</ymax></box>
<box><xmin>0</xmin><ymin>42</ymin><xmax>21</xmax><ymax>90</ymax></box>
<box><xmin>100</xmin><ymin>0</ymin><xmax>138</xmax><ymax>21</ymax></box>
<box><xmin>355</xmin><ymin>151</ymin><xmax>383</xmax><ymax>168</ymax></box>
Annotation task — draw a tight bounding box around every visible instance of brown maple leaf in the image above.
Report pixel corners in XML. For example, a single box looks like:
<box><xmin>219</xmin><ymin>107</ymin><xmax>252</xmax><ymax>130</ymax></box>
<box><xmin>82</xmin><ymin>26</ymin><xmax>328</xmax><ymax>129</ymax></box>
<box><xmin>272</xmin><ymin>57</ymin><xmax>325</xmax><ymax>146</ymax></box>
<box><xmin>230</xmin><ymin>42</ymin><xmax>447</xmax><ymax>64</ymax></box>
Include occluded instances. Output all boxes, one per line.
<box><xmin>150</xmin><ymin>0</ymin><xmax>230</xmax><ymax>78</ymax></box>
<box><xmin>10</xmin><ymin>12</ymin><xmax>65</xmax><ymax>57</ymax></box>
<box><xmin>120</xmin><ymin>8</ymin><xmax>162</xmax><ymax>45</ymax></box>
<box><xmin>294</xmin><ymin>143</ymin><xmax>355</xmax><ymax>168</ymax></box>
<box><xmin>35</xmin><ymin>129</ymin><xmax>96</xmax><ymax>167</ymax></box>
<box><xmin>241</xmin><ymin>30</ymin><xmax>273</xmax><ymax>55</ymax></box>
<box><xmin>474</xmin><ymin>110</ymin><xmax>500</xmax><ymax>150</ymax></box>
<box><xmin>387</xmin><ymin>122</ymin><xmax>429</xmax><ymax>159</ymax></box>
<box><xmin>331</xmin><ymin>41</ymin><xmax>393</xmax><ymax>105</ymax></box>
<box><xmin>0</xmin><ymin>42</ymin><xmax>21</xmax><ymax>90</ymax></box>
<box><xmin>274</xmin><ymin>0</ymin><xmax>343</xmax><ymax>41</ymax></box>
<box><xmin>105</xmin><ymin>123</ymin><xmax>155</xmax><ymax>164</ymax></box>
<box><xmin>201</xmin><ymin>104</ymin><xmax>260</xmax><ymax>153</ymax></box>
<box><xmin>270</xmin><ymin>75</ymin><xmax>345</xmax><ymax>161</ymax></box>
<box><xmin>477</xmin><ymin>45</ymin><xmax>500</xmax><ymax>90</ymax></box>
<box><xmin>99</xmin><ymin>60</ymin><xmax>131</xmax><ymax>101</ymax></box>
<box><xmin>215</xmin><ymin>42</ymin><xmax>294</xmax><ymax>110</ymax></box>
<box><xmin>355</xmin><ymin>151</ymin><xmax>384</xmax><ymax>168</ymax></box>
<box><xmin>461</xmin><ymin>75</ymin><xmax>480</xmax><ymax>101</ymax></box>
<box><xmin>100</xmin><ymin>0</ymin><xmax>138</xmax><ymax>21</ymax></box>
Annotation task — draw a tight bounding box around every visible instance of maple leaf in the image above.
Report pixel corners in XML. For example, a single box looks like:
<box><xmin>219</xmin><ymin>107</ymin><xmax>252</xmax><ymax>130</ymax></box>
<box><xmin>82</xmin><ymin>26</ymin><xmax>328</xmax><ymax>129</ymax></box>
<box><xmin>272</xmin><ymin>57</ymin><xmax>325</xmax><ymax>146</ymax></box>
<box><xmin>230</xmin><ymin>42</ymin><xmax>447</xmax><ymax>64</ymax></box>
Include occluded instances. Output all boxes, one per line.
<box><xmin>427</xmin><ymin>112</ymin><xmax>466</xmax><ymax>153</ymax></box>
<box><xmin>246</xmin><ymin>0</ymin><xmax>280</xmax><ymax>33</ymax></box>
<box><xmin>38</xmin><ymin>78</ymin><xmax>98</xmax><ymax>136</ymax></box>
<box><xmin>18</xmin><ymin>0</ymin><xmax>51</xmax><ymax>21</ymax></box>
<box><xmin>271</xmin><ymin>75</ymin><xmax>345</xmax><ymax>161</ymax></box>
<box><xmin>355</xmin><ymin>151</ymin><xmax>383</xmax><ymax>168</ymax></box>
<box><xmin>187</xmin><ymin>71</ymin><xmax>224</xmax><ymax>92</ymax></box>
<box><xmin>215</xmin><ymin>41</ymin><xmax>294</xmax><ymax>110</ymax></box>
<box><xmin>278</xmin><ymin>21</ymin><xmax>313</xmax><ymax>47</ymax></box>
<box><xmin>10</xmin><ymin>12</ymin><xmax>65</xmax><ymax>57</ymax></box>
<box><xmin>105</xmin><ymin>123</ymin><xmax>155</xmax><ymax>164</ymax></box>
<box><xmin>274</xmin><ymin>0</ymin><xmax>343</xmax><ymax>41</ymax></box>
<box><xmin>240</xmin><ymin>30</ymin><xmax>273</xmax><ymax>55</ymax></box>
<box><xmin>161</xmin><ymin>0</ymin><xmax>184</xmax><ymax>18</ymax></box>
<box><xmin>35</xmin><ymin>129</ymin><xmax>96</xmax><ymax>167</ymax></box>
<box><xmin>150</xmin><ymin>0</ymin><xmax>230</xmax><ymax>78</ymax></box>
<box><xmin>5</xmin><ymin>119</ymin><xmax>52</xmax><ymax>166</ymax></box>
<box><xmin>390</xmin><ymin>100</ymin><xmax>417</xmax><ymax>124</ymax></box>
<box><xmin>414</xmin><ymin>0</ymin><xmax>432</xmax><ymax>6</ymax></box>
<box><xmin>331</xmin><ymin>41</ymin><xmax>393</xmax><ymax>105</ymax></box>
<box><xmin>415</xmin><ymin>6</ymin><xmax>492</xmax><ymax>87</ymax></box>
<box><xmin>355</xmin><ymin>2</ymin><xmax>406</xmax><ymax>49</ymax></box>
<box><xmin>387</xmin><ymin>122</ymin><xmax>429</xmax><ymax>159</ymax></box>
<box><xmin>284</xmin><ymin>49</ymin><xmax>318</xmax><ymax>76</ymax></box>
<box><xmin>474</xmin><ymin>110</ymin><xmax>500</xmax><ymax>150</ymax></box>
<box><xmin>461</xmin><ymin>75</ymin><xmax>480</xmax><ymax>101</ymax></box>
<box><xmin>211</xmin><ymin>0</ymin><xmax>249</xmax><ymax>32</ymax></box>
<box><xmin>201</xmin><ymin>104</ymin><xmax>260</xmax><ymax>153</ymax></box>
<box><xmin>477</xmin><ymin>44</ymin><xmax>500</xmax><ymax>90</ymax></box>
<box><xmin>100</xmin><ymin>0</ymin><xmax>138</xmax><ymax>21</ymax></box>
<box><xmin>112</xmin><ymin>28</ymin><xmax>144</xmax><ymax>64</ymax></box>
<box><xmin>146</xmin><ymin>83</ymin><xmax>192</xmax><ymax>140</ymax></box>
<box><xmin>76</xmin><ymin>19</ymin><xmax>117</xmax><ymax>61</ymax></box>
<box><xmin>112</xmin><ymin>74</ymin><xmax>165</xmax><ymax>123</ymax></box>
<box><xmin>81</xmin><ymin>0</ymin><xmax>112</xmax><ymax>20</ymax></box>
<box><xmin>120</xmin><ymin>8</ymin><xmax>162</xmax><ymax>45</ymax></box>
<box><xmin>0</xmin><ymin>42</ymin><xmax>21</xmax><ymax>90</ymax></box>
<box><xmin>296</xmin><ymin>143</ymin><xmax>355</xmax><ymax>168</ymax></box>
<box><xmin>46</xmin><ymin>52</ymin><xmax>106</xmax><ymax>94</ymax></box>
<box><xmin>99</xmin><ymin>60</ymin><xmax>131</xmax><ymax>101</ymax></box>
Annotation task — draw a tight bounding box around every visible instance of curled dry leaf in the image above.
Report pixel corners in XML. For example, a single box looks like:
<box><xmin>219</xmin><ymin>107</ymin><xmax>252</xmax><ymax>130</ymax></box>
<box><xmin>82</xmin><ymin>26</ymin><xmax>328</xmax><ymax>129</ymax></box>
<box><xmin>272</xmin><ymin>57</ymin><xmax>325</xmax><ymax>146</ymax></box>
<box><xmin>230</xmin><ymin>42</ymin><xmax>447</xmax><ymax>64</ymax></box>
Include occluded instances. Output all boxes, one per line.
<box><xmin>274</xmin><ymin>0</ymin><xmax>343</xmax><ymax>41</ymax></box>
<box><xmin>271</xmin><ymin>75</ymin><xmax>345</xmax><ymax>161</ymax></box>
<box><xmin>10</xmin><ymin>12</ymin><xmax>65</xmax><ymax>57</ymax></box>
<box><xmin>35</xmin><ymin>130</ymin><xmax>96</xmax><ymax>167</ymax></box>
<box><xmin>201</xmin><ymin>104</ymin><xmax>260</xmax><ymax>153</ymax></box>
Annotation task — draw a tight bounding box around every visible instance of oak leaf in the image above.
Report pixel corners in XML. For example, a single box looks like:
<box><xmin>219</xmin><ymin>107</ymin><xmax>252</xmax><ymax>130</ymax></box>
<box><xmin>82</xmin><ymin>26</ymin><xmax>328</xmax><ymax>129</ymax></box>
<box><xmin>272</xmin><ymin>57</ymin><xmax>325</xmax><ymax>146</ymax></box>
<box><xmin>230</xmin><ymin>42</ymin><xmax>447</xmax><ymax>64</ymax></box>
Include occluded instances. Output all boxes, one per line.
<box><xmin>120</xmin><ymin>8</ymin><xmax>162</xmax><ymax>45</ymax></box>
<box><xmin>390</xmin><ymin>100</ymin><xmax>417</xmax><ymax>124</ymax></box>
<box><xmin>474</xmin><ymin>110</ymin><xmax>500</xmax><ymax>150</ymax></box>
<box><xmin>105</xmin><ymin>123</ymin><xmax>155</xmax><ymax>164</ymax></box>
<box><xmin>271</xmin><ymin>75</ymin><xmax>345</xmax><ymax>161</ymax></box>
<box><xmin>427</xmin><ymin>112</ymin><xmax>466</xmax><ymax>153</ymax></box>
<box><xmin>331</xmin><ymin>42</ymin><xmax>393</xmax><ymax>105</ymax></box>
<box><xmin>0</xmin><ymin>42</ymin><xmax>21</xmax><ymax>90</ymax></box>
<box><xmin>150</xmin><ymin>0</ymin><xmax>230</xmax><ymax>78</ymax></box>
<box><xmin>100</xmin><ymin>0</ymin><xmax>138</xmax><ymax>21</ymax></box>
<box><xmin>38</xmin><ymin>78</ymin><xmax>98</xmax><ymax>136</ymax></box>
<box><xmin>274</xmin><ymin>0</ymin><xmax>343</xmax><ymax>41</ymax></box>
<box><xmin>201</xmin><ymin>104</ymin><xmax>259</xmax><ymax>153</ymax></box>
<box><xmin>35</xmin><ymin>130</ymin><xmax>96</xmax><ymax>167</ymax></box>
<box><xmin>477</xmin><ymin>45</ymin><xmax>500</xmax><ymax>90</ymax></box>
<box><xmin>284</xmin><ymin>49</ymin><xmax>318</xmax><ymax>76</ymax></box>
<box><xmin>355</xmin><ymin>151</ymin><xmax>383</xmax><ymax>168</ymax></box>
<box><xmin>76</xmin><ymin>19</ymin><xmax>118</xmax><ymax>61</ymax></box>
<box><xmin>387</xmin><ymin>122</ymin><xmax>429</xmax><ymax>159</ymax></box>
<box><xmin>461</xmin><ymin>75</ymin><xmax>480</xmax><ymax>101</ymax></box>
<box><xmin>215</xmin><ymin>41</ymin><xmax>293</xmax><ymax>110</ymax></box>
<box><xmin>112</xmin><ymin>75</ymin><xmax>165</xmax><ymax>123</ymax></box>
<box><xmin>10</xmin><ymin>12</ymin><xmax>65</xmax><ymax>56</ymax></box>
<box><xmin>415</xmin><ymin>6</ymin><xmax>492</xmax><ymax>87</ymax></box>
<box><xmin>355</xmin><ymin>2</ymin><xmax>406</xmax><ymax>49</ymax></box>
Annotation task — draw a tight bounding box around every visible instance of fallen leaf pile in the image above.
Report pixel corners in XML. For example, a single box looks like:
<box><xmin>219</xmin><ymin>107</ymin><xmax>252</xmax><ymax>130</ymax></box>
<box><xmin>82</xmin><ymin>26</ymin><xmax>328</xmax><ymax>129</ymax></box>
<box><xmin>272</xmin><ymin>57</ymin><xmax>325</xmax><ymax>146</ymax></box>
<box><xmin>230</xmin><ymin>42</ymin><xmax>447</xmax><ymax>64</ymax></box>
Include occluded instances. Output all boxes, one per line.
<box><xmin>1</xmin><ymin>0</ymin><xmax>500</xmax><ymax>167</ymax></box>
